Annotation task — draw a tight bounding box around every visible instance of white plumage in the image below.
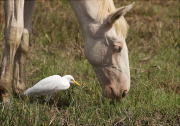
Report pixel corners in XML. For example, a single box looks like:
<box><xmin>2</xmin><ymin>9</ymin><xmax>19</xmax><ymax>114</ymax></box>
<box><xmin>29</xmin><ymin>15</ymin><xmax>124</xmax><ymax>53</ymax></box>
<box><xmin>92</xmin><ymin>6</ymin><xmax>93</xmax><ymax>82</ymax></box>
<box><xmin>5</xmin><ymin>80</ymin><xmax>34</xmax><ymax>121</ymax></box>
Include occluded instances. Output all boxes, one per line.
<box><xmin>24</xmin><ymin>75</ymin><xmax>80</xmax><ymax>102</ymax></box>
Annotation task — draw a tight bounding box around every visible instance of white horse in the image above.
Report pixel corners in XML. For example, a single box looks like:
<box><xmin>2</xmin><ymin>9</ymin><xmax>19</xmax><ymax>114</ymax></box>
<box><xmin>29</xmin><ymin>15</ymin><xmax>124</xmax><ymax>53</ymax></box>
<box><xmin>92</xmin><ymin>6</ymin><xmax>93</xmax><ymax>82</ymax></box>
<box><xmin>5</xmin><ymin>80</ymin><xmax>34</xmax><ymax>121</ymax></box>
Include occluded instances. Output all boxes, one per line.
<box><xmin>0</xmin><ymin>0</ymin><xmax>134</xmax><ymax>103</ymax></box>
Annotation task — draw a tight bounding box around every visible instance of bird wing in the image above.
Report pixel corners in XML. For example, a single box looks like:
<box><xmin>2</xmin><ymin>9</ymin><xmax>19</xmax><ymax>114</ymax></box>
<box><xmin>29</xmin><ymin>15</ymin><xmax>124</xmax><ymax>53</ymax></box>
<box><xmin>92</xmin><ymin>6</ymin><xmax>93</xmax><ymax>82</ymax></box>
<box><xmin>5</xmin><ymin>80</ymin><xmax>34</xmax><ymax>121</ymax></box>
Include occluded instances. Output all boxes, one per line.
<box><xmin>24</xmin><ymin>75</ymin><xmax>69</xmax><ymax>96</ymax></box>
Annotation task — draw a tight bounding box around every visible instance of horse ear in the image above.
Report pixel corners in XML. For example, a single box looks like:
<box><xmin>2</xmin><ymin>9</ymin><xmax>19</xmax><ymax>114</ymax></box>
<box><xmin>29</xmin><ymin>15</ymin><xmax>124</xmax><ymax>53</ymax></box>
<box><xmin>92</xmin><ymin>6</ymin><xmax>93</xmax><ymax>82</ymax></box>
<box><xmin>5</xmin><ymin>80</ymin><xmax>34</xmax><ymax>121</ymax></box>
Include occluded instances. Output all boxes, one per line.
<box><xmin>108</xmin><ymin>2</ymin><xmax>135</xmax><ymax>24</ymax></box>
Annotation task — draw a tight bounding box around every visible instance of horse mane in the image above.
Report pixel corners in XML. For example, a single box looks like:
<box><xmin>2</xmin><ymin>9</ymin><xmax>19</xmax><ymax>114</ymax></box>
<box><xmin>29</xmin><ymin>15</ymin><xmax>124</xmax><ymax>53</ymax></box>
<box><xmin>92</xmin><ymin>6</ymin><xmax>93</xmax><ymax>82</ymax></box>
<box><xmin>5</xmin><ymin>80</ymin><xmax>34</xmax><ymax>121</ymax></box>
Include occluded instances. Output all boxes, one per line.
<box><xmin>95</xmin><ymin>0</ymin><xmax>129</xmax><ymax>38</ymax></box>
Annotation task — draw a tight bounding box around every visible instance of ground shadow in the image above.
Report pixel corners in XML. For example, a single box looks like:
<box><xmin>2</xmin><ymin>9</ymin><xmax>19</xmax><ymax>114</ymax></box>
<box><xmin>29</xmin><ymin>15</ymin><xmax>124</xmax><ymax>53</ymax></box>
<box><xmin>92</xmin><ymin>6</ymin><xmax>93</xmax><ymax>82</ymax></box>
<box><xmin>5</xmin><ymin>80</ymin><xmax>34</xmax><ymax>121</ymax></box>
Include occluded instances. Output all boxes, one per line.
<box><xmin>27</xmin><ymin>95</ymin><xmax>72</xmax><ymax>109</ymax></box>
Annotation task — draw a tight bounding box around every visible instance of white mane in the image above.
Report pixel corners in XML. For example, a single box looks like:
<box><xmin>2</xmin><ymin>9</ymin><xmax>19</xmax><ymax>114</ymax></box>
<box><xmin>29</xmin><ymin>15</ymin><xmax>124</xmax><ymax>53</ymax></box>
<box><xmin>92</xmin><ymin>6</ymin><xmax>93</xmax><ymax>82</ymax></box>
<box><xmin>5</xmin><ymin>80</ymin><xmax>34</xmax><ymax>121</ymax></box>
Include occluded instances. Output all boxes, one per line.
<box><xmin>95</xmin><ymin>0</ymin><xmax>129</xmax><ymax>38</ymax></box>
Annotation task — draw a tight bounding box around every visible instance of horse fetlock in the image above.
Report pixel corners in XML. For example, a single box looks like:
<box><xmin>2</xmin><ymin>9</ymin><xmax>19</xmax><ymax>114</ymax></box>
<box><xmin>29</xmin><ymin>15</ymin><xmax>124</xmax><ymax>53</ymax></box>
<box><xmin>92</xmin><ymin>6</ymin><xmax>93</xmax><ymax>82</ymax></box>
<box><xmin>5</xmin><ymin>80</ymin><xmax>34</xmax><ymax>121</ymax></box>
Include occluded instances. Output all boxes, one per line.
<box><xmin>2</xmin><ymin>94</ymin><xmax>11</xmax><ymax>103</ymax></box>
<box><xmin>0</xmin><ymin>83</ymin><xmax>11</xmax><ymax>103</ymax></box>
<box><xmin>0</xmin><ymin>78</ymin><xmax>11</xmax><ymax>89</ymax></box>
<box><xmin>13</xmin><ymin>73</ymin><xmax>26</xmax><ymax>92</ymax></box>
<box><xmin>13</xmin><ymin>84</ymin><xmax>26</xmax><ymax>98</ymax></box>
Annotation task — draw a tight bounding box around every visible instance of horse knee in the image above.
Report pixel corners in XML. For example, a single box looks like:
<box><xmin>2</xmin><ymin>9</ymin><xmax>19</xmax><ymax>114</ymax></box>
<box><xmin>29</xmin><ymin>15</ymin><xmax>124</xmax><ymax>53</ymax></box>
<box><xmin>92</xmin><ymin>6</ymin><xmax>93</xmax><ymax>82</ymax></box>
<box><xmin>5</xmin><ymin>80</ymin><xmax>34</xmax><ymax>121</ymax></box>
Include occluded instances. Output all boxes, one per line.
<box><xmin>16</xmin><ymin>28</ymin><xmax>29</xmax><ymax>54</ymax></box>
<box><xmin>5</xmin><ymin>26</ymin><xmax>23</xmax><ymax>49</ymax></box>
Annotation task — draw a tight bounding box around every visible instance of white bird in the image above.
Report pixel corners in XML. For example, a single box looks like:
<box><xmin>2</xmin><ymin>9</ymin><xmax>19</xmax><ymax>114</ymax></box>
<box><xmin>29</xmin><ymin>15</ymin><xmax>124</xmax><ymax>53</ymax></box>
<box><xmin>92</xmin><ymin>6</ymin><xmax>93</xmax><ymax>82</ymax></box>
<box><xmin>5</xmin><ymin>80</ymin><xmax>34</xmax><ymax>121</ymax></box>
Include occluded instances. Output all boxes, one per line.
<box><xmin>24</xmin><ymin>75</ymin><xmax>81</xmax><ymax>102</ymax></box>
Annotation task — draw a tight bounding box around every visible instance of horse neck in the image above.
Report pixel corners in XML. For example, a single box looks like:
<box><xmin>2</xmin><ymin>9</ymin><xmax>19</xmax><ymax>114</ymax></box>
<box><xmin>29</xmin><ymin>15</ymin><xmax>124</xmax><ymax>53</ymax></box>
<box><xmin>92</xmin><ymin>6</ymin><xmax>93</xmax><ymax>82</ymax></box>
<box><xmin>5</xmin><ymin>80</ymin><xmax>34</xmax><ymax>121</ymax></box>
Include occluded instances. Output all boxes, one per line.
<box><xmin>69</xmin><ymin>0</ymin><xmax>102</xmax><ymax>24</ymax></box>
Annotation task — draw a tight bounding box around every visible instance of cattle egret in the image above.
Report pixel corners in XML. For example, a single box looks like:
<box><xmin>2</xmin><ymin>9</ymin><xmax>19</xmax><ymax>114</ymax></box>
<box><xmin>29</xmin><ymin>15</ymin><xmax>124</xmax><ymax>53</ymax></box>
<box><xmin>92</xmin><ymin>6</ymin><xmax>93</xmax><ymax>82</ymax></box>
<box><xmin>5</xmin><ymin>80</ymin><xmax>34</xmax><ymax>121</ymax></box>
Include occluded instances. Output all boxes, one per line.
<box><xmin>24</xmin><ymin>75</ymin><xmax>81</xmax><ymax>102</ymax></box>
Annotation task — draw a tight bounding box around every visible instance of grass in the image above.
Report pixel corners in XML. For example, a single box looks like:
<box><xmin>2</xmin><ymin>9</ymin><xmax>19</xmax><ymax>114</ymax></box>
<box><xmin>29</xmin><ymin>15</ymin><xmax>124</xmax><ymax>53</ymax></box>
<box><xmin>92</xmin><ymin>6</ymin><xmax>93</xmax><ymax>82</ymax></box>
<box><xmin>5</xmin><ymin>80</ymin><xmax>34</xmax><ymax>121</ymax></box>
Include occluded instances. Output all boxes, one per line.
<box><xmin>0</xmin><ymin>0</ymin><xmax>179</xmax><ymax>125</ymax></box>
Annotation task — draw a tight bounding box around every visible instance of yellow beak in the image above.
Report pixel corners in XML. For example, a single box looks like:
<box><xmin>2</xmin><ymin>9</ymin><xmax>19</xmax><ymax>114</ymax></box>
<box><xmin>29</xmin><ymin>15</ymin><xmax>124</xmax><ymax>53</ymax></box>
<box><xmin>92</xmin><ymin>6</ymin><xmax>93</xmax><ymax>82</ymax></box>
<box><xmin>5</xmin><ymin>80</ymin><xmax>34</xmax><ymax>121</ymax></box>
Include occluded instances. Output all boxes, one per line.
<box><xmin>73</xmin><ymin>80</ymin><xmax>81</xmax><ymax>87</ymax></box>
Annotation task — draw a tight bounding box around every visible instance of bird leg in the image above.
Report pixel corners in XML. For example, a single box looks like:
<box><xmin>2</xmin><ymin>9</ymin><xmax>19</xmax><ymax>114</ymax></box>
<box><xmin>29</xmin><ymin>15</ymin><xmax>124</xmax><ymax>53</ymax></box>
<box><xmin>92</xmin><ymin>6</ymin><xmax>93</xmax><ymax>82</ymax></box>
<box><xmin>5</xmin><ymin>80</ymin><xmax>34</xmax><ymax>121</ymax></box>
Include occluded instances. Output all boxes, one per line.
<box><xmin>46</xmin><ymin>94</ymin><xmax>53</xmax><ymax>102</ymax></box>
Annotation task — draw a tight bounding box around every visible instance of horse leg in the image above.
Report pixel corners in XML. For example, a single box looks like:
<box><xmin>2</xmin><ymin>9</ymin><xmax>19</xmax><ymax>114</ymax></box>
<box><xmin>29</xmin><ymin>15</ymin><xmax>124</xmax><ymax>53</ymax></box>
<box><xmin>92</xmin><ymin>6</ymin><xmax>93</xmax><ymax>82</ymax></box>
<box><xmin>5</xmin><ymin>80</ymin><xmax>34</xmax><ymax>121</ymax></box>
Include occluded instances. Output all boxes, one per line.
<box><xmin>13</xmin><ymin>0</ymin><xmax>35</xmax><ymax>98</ymax></box>
<box><xmin>0</xmin><ymin>0</ymin><xmax>24</xmax><ymax>103</ymax></box>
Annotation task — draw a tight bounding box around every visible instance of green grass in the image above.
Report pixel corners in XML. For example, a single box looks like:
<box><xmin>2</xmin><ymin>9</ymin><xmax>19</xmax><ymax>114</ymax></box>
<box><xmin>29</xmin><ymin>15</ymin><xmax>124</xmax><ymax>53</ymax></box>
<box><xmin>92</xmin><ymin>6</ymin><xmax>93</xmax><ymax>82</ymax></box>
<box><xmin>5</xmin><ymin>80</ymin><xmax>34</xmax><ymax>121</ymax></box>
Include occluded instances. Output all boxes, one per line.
<box><xmin>0</xmin><ymin>0</ymin><xmax>179</xmax><ymax>125</ymax></box>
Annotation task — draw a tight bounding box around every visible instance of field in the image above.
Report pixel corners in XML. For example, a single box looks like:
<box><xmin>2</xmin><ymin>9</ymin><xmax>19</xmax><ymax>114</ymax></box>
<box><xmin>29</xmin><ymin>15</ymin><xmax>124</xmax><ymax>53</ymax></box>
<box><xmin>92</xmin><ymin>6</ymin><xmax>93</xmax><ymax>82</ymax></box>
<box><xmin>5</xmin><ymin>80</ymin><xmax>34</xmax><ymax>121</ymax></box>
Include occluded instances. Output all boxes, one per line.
<box><xmin>0</xmin><ymin>0</ymin><xmax>179</xmax><ymax>125</ymax></box>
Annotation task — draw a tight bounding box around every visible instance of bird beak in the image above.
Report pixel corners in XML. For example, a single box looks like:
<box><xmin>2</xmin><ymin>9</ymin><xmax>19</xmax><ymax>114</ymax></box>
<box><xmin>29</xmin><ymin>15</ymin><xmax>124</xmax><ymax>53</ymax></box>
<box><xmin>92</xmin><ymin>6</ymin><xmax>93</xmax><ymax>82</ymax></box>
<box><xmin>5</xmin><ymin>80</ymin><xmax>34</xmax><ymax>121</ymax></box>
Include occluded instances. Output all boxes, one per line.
<box><xmin>73</xmin><ymin>80</ymin><xmax>81</xmax><ymax>87</ymax></box>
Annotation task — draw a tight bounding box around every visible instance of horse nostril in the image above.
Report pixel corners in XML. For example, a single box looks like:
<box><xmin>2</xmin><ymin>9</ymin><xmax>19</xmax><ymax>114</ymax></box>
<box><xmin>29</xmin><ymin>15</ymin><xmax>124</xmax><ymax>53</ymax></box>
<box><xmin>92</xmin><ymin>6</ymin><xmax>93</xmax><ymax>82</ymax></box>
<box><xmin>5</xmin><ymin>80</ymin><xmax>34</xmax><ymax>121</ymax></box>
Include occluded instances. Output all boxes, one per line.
<box><xmin>108</xmin><ymin>86</ymin><xmax>115</xmax><ymax>99</ymax></box>
<box><xmin>122</xmin><ymin>90</ymin><xmax>127</xmax><ymax>101</ymax></box>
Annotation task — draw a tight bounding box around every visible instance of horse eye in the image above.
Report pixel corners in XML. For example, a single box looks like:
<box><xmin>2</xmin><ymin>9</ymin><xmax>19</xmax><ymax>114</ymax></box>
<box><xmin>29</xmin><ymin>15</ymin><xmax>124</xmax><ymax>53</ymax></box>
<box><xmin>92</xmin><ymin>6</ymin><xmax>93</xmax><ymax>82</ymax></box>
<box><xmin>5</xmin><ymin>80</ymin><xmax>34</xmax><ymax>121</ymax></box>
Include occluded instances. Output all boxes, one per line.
<box><xmin>114</xmin><ymin>45</ymin><xmax>122</xmax><ymax>52</ymax></box>
<box><xmin>113</xmin><ymin>42</ymin><xmax>123</xmax><ymax>52</ymax></box>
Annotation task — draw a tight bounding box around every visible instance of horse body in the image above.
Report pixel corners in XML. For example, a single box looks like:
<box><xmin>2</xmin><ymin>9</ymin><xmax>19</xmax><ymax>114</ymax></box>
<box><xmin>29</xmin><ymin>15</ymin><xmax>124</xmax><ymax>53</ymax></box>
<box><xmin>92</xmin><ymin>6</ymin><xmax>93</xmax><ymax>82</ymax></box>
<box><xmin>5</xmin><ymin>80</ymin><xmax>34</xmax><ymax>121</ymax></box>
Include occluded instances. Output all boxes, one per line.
<box><xmin>0</xmin><ymin>0</ymin><xmax>134</xmax><ymax>103</ymax></box>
